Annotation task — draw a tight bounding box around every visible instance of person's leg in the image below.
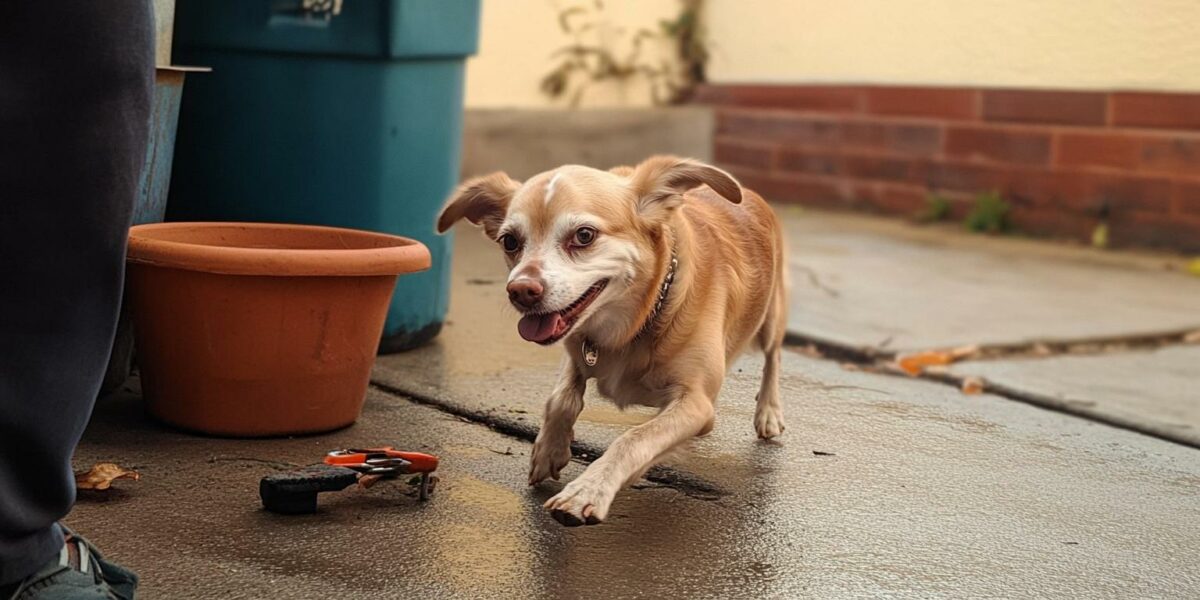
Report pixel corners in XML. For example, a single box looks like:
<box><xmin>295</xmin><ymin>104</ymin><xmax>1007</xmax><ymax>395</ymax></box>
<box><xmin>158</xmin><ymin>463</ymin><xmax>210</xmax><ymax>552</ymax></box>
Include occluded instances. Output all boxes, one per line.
<box><xmin>0</xmin><ymin>0</ymin><xmax>153</xmax><ymax>586</ymax></box>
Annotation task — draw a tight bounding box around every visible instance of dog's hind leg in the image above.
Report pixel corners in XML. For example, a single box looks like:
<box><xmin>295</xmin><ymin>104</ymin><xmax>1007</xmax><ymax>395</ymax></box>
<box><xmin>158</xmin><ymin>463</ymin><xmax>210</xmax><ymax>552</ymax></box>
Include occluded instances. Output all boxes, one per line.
<box><xmin>754</xmin><ymin>274</ymin><xmax>788</xmax><ymax>439</ymax></box>
<box><xmin>754</xmin><ymin>345</ymin><xmax>786</xmax><ymax>439</ymax></box>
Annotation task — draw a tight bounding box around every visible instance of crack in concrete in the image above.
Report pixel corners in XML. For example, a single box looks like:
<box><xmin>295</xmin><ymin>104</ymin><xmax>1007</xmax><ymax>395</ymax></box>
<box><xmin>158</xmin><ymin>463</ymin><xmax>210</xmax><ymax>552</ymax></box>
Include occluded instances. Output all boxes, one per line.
<box><xmin>783</xmin><ymin>330</ymin><xmax>1200</xmax><ymax>449</ymax></box>
<box><xmin>788</xmin><ymin>326</ymin><xmax>1200</xmax><ymax>364</ymax></box>
<box><xmin>917</xmin><ymin>370</ymin><xmax>1199</xmax><ymax>449</ymax></box>
<box><xmin>369</xmin><ymin>382</ymin><xmax>727</xmax><ymax>500</ymax></box>
<box><xmin>936</xmin><ymin>327</ymin><xmax>1200</xmax><ymax>363</ymax></box>
<box><xmin>784</xmin><ymin>332</ymin><xmax>882</xmax><ymax>363</ymax></box>
<box><xmin>793</xmin><ymin>263</ymin><xmax>841</xmax><ymax>298</ymax></box>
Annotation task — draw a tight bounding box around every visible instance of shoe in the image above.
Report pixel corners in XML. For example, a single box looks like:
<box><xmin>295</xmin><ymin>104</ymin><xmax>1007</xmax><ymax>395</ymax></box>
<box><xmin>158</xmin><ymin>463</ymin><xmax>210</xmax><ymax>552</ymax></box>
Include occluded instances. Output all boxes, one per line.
<box><xmin>4</xmin><ymin>526</ymin><xmax>137</xmax><ymax>600</ymax></box>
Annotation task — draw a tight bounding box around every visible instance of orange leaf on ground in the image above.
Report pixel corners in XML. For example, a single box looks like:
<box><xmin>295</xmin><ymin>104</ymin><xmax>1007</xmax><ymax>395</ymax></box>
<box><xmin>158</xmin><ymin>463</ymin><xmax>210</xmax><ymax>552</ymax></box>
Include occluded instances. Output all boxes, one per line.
<box><xmin>960</xmin><ymin>377</ymin><xmax>985</xmax><ymax>395</ymax></box>
<box><xmin>895</xmin><ymin>351</ymin><xmax>954</xmax><ymax>376</ymax></box>
<box><xmin>75</xmin><ymin>463</ymin><xmax>140</xmax><ymax>491</ymax></box>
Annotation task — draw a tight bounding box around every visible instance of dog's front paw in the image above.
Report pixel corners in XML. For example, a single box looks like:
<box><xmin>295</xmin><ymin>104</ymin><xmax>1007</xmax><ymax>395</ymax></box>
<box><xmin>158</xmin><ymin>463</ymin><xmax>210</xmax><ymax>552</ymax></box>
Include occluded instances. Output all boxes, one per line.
<box><xmin>529</xmin><ymin>432</ymin><xmax>573</xmax><ymax>485</ymax></box>
<box><xmin>544</xmin><ymin>477</ymin><xmax>614</xmax><ymax>526</ymax></box>
<box><xmin>754</xmin><ymin>404</ymin><xmax>787</xmax><ymax>439</ymax></box>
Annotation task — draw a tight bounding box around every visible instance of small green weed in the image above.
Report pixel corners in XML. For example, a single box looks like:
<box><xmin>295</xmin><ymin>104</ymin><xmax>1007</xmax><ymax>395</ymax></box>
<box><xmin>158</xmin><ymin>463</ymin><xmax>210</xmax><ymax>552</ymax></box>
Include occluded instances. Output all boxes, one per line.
<box><xmin>964</xmin><ymin>190</ymin><xmax>1010</xmax><ymax>233</ymax></box>
<box><xmin>915</xmin><ymin>193</ymin><xmax>951</xmax><ymax>223</ymax></box>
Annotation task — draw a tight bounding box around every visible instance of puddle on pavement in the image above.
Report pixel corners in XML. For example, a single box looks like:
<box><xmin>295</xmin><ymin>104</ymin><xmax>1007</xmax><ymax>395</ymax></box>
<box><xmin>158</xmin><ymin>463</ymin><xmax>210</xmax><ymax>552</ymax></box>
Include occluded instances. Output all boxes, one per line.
<box><xmin>443</xmin><ymin>473</ymin><xmax>524</xmax><ymax>517</ymax></box>
<box><xmin>433</xmin><ymin>475</ymin><xmax>540</xmax><ymax>596</ymax></box>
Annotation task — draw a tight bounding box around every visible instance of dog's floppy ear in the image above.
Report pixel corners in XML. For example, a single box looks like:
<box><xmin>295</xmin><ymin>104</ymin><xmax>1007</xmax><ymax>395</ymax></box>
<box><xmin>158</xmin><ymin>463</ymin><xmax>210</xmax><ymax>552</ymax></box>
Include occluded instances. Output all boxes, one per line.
<box><xmin>436</xmin><ymin>172</ymin><xmax>520</xmax><ymax>236</ymax></box>
<box><xmin>628</xmin><ymin>155</ymin><xmax>742</xmax><ymax>216</ymax></box>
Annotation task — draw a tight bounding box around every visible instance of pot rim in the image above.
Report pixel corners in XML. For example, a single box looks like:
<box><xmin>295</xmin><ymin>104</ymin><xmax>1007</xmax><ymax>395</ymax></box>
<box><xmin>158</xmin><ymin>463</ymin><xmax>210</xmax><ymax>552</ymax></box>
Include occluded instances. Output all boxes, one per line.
<box><xmin>128</xmin><ymin>222</ymin><xmax>432</xmax><ymax>276</ymax></box>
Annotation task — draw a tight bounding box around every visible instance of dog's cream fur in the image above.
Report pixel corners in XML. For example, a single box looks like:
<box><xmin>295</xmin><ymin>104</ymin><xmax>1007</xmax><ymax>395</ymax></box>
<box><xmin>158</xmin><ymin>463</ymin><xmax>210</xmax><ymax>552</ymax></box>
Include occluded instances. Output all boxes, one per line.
<box><xmin>437</xmin><ymin>156</ymin><xmax>787</xmax><ymax>526</ymax></box>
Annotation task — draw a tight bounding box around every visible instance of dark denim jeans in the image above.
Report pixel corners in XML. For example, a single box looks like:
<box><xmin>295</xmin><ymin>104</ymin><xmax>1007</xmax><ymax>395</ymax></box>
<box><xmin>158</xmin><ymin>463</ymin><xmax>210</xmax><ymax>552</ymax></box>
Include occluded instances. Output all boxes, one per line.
<box><xmin>0</xmin><ymin>0</ymin><xmax>153</xmax><ymax>584</ymax></box>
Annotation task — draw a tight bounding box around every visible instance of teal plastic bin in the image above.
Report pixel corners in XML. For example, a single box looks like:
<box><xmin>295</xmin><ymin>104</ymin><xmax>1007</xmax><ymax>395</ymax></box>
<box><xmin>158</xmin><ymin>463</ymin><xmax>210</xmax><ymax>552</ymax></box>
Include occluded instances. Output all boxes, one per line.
<box><xmin>169</xmin><ymin>0</ymin><xmax>480</xmax><ymax>351</ymax></box>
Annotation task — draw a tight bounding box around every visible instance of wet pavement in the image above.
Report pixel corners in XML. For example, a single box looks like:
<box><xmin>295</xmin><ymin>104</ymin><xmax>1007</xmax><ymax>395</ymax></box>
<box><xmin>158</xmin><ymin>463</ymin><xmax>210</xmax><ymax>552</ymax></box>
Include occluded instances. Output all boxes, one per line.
<box><xmin>73</xmin><ymin>385</ymin><xmax>746</xmax><ymax>599</ymax></box>
<box><xmin>950</xmin><ymin>345</ymin><xmax>1200</xmax><ymax>447</ymax></box>
<box><xmin>782</xmin><ymin>209</ymin><xmax>1200</xmax><ymax>353</ymax></box>
<box><xmin>781</xmin><ymin>210</ymin><xmax>1200</xmax><ymax>446</ymax></box>
<box><xmin>72</xmin><ymin>209</ymin><xmax>1200</xmax><ymax>598</ymax></box>
<box><xmin>75</xmin><ymin>368</ymin><xmax>1200</xmax><ymax>598</ymax></box>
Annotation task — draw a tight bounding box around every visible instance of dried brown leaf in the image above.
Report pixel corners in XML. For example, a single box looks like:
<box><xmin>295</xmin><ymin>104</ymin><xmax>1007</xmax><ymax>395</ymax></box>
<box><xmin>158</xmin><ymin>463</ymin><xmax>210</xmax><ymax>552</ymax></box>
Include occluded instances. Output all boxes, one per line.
<box><xmin>75</xmin><ymin>463</ymin><xmax>140</xmax><ymax>491</ymax></box>
<box><xmin>895</xmin><ymin>351</ymin><xmax>954</xmax><ymax>376</ymax></box>
<box><xmin>896</xmin><ymin>344</ymin><xmax>982</xmax><ymax>376</ymax></box>
<box><xmin>960</xmin><ymin>377</ymin><xmax>985</xmax><ymax>395</ymax></box>
<box><xmin>1183</xmin><ymin>330</ymin><xmax>1200</xmax><ymax>344</ymax></box>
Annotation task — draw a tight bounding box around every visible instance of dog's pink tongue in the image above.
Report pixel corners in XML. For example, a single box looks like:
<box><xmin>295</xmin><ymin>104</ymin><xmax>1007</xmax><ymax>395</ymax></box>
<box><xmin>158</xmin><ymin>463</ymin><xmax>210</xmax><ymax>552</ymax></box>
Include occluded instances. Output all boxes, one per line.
<box><xmin>518</xmin><ymin>313</ymin><xmax>565</xmax><ymax>342</ymax></box>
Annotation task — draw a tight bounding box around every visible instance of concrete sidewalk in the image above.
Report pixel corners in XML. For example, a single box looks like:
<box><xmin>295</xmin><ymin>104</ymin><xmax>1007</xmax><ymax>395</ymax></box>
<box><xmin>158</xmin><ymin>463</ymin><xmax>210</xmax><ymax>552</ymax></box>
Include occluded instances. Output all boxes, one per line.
<box><xmin>781</xmin><ymin>209</ymin><xmax>1200</xmax><ymax>354</ymax></box>
<box><xmin>779</xmin><ymin>210</ymin><xmax>1200</xmax><ymax>446</ymax></box>
<box><xmin>72</xmin><ymin>209</ymin><xmax>1200</xmax><ymax>598</ymax></box>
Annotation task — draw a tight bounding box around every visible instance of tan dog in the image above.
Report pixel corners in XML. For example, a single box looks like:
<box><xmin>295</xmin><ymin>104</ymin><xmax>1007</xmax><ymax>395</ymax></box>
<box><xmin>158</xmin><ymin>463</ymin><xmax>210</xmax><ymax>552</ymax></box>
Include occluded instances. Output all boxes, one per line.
<box><xmin>437</xmin><ymin>155</ymin><xmax>787</xmax><ymax>526</ymax></box>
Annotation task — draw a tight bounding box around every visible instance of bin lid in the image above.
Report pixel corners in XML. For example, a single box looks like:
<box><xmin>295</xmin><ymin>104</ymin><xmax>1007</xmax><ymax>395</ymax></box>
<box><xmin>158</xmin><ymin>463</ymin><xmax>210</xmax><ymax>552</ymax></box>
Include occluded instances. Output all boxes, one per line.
<box><xmin>174</xmin><ymin>0</ymin><xmax>480</xmax><ymax>59</ymax></box>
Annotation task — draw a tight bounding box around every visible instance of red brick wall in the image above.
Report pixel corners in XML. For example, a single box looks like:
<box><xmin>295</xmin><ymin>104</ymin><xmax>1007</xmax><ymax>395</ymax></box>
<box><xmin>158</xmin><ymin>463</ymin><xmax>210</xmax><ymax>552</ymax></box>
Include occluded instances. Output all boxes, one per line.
<box><xmin>696</xmin><ymin>84</ymin><xmax>1200</xmax><ymax>252</ymax></box>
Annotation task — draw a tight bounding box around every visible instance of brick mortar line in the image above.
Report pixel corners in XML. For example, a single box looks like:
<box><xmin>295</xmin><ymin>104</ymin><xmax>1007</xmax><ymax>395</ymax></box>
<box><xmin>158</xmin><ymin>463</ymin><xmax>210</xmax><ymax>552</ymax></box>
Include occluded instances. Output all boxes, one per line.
<box><xmin>713</xmin><ymin>135</ymin><xmax>781</xmax><ymax>151</ymax></box>
<box><xmin>714</xmin><ymin>105</ymin><xmax>1200</xmax><ymax>139</ymax></box>
<box><xmin>728</xmin><ymin>164</ymin><xmax>928</xmax><ymax>192</ymax></box>
<box><xmin>718</xmin><ymin>151</ymin><xmax>1200</xmax><ymax>199</ymax></box>
<box><xmin>725</xmin><ymin>167</ymin><xmax>989</xmax><ymax>207</ymax></box>
<box><xmin>720</xmin><ymin>140</ymin><xmax>1200</xmax><ymax>176</ymax></box>
<box><xmin>723</xmin><ymin>143</ymin><xmax>936</xmax><ymax>164</ymax></box>
<box><xmin>718</xmin><ymin>105</ymin><xmax>1055</xmax><ymax>133</ymax></box>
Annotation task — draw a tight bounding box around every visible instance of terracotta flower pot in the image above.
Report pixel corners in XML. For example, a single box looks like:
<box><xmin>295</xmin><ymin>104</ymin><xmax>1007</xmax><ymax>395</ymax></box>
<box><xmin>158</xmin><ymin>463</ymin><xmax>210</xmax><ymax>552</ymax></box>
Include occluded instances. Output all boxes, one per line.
<box><xmin>125</xmin><ymin>222</ymin><xmax>430</xmax><ymax>437</ymax></box>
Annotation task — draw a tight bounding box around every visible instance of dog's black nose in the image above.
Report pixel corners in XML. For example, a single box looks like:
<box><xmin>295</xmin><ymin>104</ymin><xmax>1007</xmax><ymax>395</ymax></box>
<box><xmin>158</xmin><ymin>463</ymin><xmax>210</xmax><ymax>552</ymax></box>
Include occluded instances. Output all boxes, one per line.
<box><xmin>507</xmin><ymin>278</ymin><xmax>544</xmax><ymax>309</ymax></box>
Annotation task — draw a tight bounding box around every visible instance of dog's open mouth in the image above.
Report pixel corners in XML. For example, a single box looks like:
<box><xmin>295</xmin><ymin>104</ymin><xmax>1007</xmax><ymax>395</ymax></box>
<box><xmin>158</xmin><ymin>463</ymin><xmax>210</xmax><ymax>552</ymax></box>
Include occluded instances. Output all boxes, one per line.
<box><xmin>517</xmin><ymin>280</ymin><xmax>608</xmax><ymax>345</ymax></box>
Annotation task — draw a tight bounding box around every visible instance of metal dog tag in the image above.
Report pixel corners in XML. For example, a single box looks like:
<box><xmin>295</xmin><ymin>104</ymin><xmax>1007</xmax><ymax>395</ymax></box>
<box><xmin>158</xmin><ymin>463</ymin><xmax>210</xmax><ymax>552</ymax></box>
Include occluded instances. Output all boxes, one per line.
<box><xmin>582</xmin><ymin>339</ymin><xmax>599</xmax><ymax>367</ymax></box>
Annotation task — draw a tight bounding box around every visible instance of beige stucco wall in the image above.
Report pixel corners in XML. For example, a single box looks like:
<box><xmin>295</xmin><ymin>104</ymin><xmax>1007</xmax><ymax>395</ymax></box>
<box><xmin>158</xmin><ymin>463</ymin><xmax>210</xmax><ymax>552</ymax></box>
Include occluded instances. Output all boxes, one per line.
<box><xmin>705</xmin><ymin>0</ymin><xmax>1200</xmax><ymax>92</ymax></box>
<box><xmin>465</xmin><ymin>0</ymin><xmax>1200</xmax><ymax>108</ymax></box>
<box><xmin>465</xmin><ymin>0</ymin><xmax>682</xmax><ymax>108</ymax></box>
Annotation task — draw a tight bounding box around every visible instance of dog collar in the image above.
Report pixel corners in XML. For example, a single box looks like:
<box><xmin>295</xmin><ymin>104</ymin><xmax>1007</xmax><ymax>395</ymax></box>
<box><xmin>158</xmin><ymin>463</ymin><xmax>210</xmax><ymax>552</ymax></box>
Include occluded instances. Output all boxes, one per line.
<box><xmin>582</xmin><ymin>235</ymin><xmax>678</xmax><ymax>367</ymax></box>
<box><xmin>639</xmin><ymin>242</ymin><xmax>679</xmax><ymax>337</ymax></box>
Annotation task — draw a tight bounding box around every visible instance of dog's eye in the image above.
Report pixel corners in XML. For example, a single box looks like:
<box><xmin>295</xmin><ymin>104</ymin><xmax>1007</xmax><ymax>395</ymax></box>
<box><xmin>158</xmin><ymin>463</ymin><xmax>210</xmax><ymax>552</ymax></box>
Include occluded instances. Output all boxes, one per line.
<box><xmin>499</xmin><ymin>233</ymin><xmax>520</xmax><ymax>253</ymax></box>
<box><xmin>571</xmin><ymin>227</ymin><xmax>597</xmax><ymax>247</ymax></box>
